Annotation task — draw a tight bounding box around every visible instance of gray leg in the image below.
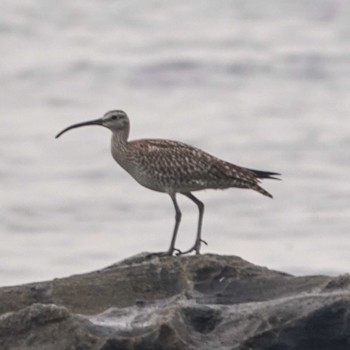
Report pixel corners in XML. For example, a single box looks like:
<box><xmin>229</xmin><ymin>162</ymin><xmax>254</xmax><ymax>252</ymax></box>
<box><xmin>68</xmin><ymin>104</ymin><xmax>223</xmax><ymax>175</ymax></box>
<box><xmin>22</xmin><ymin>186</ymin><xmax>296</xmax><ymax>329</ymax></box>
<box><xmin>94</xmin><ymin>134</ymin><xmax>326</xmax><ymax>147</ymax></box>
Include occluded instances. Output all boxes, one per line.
<box><xmin>166</xmin><ymin>193</ymin><xmax>182</xmax><ymax>255</ymax></box>
<box><xmin>146</xmin><ymin>193</ymin><xmax>181</xmax><ymax>258</ymax></box>
<box><xmin>178</xmin><ymin>192</ymin><xmax>205</xmax><ymax>255</ymax></box>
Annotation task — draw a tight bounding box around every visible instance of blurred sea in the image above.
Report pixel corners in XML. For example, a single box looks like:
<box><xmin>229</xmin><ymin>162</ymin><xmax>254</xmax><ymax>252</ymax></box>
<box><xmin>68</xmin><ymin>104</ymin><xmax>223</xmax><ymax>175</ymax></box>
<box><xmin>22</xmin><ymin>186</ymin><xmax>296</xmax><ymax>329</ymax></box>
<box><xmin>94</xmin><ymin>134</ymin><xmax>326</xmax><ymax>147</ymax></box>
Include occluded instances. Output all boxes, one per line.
<box><xmin>1</xmin><ymin>0</ymin><xmax>350</xmax><ymax>286</ymax></box>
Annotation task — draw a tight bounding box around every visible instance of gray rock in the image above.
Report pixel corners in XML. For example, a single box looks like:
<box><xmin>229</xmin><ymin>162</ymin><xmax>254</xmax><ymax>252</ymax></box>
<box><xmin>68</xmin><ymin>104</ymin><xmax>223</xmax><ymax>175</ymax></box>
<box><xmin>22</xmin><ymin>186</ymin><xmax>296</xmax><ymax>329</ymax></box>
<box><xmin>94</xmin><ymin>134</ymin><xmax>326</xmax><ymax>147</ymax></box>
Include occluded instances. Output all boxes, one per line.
<box><xmin>0</xmin><ymin>254</ymin><xmax>349</xmax><ymax>350</ymax></box>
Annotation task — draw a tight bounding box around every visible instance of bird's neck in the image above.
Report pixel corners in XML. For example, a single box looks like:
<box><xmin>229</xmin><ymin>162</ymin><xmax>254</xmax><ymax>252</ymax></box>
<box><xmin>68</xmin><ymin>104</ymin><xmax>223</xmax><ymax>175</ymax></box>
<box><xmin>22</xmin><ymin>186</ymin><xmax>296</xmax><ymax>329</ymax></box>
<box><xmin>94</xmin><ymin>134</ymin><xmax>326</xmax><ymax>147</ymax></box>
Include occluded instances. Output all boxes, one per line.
<box><xmin>111</xmin><ymin>130</ymin><xmax>129</xmax><ymax>156</ymax></box>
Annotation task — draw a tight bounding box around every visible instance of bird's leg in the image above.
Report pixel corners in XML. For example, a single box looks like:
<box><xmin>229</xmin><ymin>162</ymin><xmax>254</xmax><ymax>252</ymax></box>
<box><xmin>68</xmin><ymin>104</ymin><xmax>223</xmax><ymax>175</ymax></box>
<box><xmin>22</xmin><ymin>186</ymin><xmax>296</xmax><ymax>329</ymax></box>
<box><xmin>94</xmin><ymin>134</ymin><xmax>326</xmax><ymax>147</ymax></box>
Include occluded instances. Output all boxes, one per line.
<box><xmin>163</xmin><ymin>193</ymin><xmax>182</xmax><ymax>256</ymax></box>
<box><xmin>146</xmin><ymin>194</ymin><xmax>181</xmax><ymax>258</ymax></box>
<box><xmin>176</xmin><ymin>193</ymin><xmax>205</xmax><ymax>255</ymax></box>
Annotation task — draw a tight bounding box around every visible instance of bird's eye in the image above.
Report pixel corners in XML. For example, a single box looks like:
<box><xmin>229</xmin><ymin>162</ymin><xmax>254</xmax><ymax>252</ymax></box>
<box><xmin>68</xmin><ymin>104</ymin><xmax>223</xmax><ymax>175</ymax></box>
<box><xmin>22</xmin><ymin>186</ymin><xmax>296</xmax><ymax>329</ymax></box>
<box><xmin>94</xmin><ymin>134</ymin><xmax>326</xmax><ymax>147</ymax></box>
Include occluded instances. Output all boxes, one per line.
<box><xmin>111</xmin><ymin>115</ymin><xmax>117</xmax><ymax>120</ymax></box>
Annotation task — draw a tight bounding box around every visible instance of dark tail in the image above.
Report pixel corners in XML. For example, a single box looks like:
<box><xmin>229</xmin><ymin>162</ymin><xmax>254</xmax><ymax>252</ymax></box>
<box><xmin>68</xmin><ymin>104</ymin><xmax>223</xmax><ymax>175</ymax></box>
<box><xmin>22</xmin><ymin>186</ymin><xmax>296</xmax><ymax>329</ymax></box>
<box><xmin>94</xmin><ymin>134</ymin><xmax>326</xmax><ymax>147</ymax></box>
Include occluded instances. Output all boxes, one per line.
<box><xmin>247</xmin><ymin>168</ymin><xmax>281</xmax><ymax>199</ymax></box>
<box><xmin>248</xmin><ymin>169</ymin><xmax>281</xmax><ymax>181</ymax></box>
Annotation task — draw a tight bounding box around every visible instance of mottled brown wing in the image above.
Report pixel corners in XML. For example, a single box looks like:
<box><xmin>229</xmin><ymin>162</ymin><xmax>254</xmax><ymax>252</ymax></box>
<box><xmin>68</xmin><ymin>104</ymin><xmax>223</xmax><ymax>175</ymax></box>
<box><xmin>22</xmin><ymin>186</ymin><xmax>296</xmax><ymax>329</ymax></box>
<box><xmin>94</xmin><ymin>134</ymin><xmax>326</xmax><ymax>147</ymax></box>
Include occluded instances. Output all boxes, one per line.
<box><xmin>129</xmin><ymin>139</ymin><xmax>259</xmax><ymax>190</ymax></box>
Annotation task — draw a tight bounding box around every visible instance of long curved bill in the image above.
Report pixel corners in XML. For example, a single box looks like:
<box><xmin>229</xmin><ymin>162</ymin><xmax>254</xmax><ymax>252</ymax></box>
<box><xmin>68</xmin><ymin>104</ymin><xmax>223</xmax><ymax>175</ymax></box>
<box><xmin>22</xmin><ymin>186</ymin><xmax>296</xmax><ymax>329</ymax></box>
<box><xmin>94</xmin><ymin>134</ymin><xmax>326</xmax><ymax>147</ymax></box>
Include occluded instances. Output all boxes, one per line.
<box><xmin>55</xmin><ymin>118</ymin><xmax>103</xmax><ymax>138</ymax></box>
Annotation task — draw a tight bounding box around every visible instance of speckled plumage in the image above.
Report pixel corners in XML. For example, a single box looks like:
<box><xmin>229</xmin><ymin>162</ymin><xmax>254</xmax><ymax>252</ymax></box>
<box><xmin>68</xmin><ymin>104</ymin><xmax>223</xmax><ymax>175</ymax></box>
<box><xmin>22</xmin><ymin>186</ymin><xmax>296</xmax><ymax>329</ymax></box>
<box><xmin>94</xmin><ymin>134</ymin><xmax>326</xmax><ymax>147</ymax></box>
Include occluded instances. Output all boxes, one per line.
<box><xmin>56</xmin><ymin>110</ymin><xmax>281</xmax><ymax>256</ymax></box>
<box><xmin>113</xmin><ymin>137</ymin><xmax>273</xmax><ymax>197</ymax></box>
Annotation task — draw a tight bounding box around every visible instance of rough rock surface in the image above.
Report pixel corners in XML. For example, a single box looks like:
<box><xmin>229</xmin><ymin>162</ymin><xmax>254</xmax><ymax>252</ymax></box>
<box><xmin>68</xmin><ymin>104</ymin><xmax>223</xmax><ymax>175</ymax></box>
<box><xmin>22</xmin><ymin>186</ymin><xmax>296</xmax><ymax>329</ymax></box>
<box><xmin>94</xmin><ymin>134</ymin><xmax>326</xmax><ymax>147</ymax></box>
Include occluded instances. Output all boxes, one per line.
<box><xmin>0</xmin><ymin>253</ymin><xmax>350</xmax><ymax>350</ymax></box>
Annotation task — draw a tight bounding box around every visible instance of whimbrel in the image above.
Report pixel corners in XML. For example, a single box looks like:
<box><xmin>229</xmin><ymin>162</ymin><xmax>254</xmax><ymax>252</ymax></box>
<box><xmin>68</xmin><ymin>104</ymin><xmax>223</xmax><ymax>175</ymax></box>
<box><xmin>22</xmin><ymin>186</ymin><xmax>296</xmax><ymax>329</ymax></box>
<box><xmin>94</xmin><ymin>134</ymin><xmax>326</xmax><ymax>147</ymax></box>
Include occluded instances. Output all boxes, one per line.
<box><xmin>56</xmin><ymin>110</ymin><xmax>280</xmax><ymax>256</ymax></box>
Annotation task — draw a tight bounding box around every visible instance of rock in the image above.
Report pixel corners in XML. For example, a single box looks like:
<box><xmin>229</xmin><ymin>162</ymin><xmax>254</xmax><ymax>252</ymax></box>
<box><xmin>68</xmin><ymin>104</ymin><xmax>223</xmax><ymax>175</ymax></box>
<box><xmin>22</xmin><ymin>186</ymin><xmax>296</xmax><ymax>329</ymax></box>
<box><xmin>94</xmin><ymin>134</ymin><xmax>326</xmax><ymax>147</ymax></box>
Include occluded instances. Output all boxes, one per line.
<box><xmin>0</xmin><ymin>254</ymin><xmax>349</xmax><ymax>349</ymax></box>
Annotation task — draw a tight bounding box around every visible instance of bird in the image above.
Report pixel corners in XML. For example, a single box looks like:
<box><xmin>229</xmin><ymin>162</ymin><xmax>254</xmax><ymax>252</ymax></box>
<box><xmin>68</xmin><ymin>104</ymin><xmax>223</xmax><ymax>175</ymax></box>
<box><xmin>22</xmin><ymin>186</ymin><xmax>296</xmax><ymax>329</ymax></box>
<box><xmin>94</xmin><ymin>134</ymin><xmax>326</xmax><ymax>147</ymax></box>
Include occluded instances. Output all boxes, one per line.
<box><xmin>56</xmin><ymin>110</ymin><xmax>280</xmax><ymax>256</ymax></box>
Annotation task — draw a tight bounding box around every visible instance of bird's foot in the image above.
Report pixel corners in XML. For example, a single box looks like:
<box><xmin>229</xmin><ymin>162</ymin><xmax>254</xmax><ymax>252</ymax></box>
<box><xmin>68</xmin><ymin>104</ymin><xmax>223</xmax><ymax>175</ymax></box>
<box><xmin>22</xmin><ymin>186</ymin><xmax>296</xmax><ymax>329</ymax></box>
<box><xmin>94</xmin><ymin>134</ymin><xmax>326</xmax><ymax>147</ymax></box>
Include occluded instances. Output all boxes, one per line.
<box><xmin>146</xmin><ymin>248</ymin><xmax>181</xmax><ymax>258</ymax></box>
<box><xmin>176</xmin><ymin>239</ymin><xmax>208</xmax><ymax>256</ymax></box>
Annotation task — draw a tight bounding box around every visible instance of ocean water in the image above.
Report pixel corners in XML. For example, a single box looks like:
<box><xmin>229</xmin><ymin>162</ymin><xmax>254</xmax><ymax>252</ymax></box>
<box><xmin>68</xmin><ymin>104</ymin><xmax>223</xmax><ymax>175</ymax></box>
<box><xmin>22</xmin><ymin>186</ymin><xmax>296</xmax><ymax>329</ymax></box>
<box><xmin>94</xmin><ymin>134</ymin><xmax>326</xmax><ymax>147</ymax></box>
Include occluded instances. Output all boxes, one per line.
<box><xmin>1</xmin><ymin>0</ymin><xmax>350</xmax><ymax>286</ymax></box>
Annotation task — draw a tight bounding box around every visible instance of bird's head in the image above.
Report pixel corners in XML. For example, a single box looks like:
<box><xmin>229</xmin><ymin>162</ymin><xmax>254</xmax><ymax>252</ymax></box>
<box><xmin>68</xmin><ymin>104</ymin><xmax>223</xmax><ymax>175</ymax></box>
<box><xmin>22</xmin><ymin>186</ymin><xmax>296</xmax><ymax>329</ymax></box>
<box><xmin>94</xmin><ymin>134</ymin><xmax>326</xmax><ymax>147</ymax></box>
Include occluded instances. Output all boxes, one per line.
<box><xmin>55</xmin><ymin>110</ymin><xmax>130</xmax><ymax>138</ymax></box>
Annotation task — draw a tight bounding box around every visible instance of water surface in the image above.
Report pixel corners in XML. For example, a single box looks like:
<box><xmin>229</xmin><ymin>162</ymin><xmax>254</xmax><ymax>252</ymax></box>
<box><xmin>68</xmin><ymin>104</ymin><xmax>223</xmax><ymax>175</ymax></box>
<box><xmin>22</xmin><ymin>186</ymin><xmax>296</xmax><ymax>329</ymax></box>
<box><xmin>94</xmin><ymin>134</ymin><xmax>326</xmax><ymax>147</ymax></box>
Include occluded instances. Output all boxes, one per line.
<box><xmin>1</xmin><ymin>0</ymin><xmax>350</xmax><ymax>286</ymax></box>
